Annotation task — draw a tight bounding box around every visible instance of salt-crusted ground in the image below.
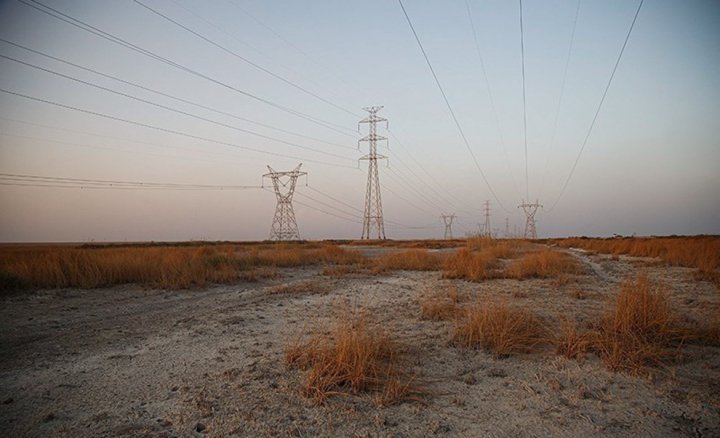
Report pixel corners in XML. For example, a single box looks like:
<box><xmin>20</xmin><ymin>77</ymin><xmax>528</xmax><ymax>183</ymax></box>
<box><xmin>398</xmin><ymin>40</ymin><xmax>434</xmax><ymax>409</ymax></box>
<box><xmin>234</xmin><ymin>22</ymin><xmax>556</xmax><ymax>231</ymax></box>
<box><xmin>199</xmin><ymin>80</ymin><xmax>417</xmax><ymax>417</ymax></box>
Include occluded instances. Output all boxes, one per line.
<box><xmin>1</xmin><ymin>247</ymin><xmax>718</xmax><ymax>437</ymax></box>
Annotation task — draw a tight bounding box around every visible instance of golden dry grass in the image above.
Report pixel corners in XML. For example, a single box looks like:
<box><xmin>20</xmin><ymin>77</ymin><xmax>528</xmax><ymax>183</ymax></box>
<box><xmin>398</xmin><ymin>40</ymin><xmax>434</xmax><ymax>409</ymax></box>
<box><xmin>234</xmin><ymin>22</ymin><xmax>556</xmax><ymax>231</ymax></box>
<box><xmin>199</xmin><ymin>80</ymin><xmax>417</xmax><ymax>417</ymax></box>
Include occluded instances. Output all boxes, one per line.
<box><xmin>555</xmin><ymin>273</ymin><xmax>687</xmax><ymax>373</ymax></box>
<box><xmin>373</xmin><ymin>249</ymin><xmax>444</xmax><ymax>272</ymax></box>
<box><xmin>506</xmin><ymin>249</ymin><xmax>583</xmax><ymax>279</ymax></box>
<box><xmin>285</xmin><ymin>313</ymin><xmax>420</xmax><ymax>405</ymax></box>
<box><xmin>442</xmin><ymin>249</ymin><xmax>498</xmax><ymax>281</ymax></box>
<box><xmin>453</xmin><ymin>299</ymin><xmax>546</xmax><ymax>357</ymax></box>
<box><xmin>442</xmin><ymin>238</ymin><xmax>536</xmax><ymax>282</ymax></box>
<box><xmin>419</xmin><ymin>285</ymin><xmax>462</xmax><ymax>321</ymax></box>
<box><xmin>554</xmin><ymin>318</ymin><xmax>593</xmax><ymax>361</ymax></box>
<box><xmin>0</xmin><ymin>243</ymin><xmax>364</xmax><ymax>290</ymax></box>
<box><xmin>554</xmin><ymin>236</ymin><xmax>720</xmax><ymax>283</ymax></box>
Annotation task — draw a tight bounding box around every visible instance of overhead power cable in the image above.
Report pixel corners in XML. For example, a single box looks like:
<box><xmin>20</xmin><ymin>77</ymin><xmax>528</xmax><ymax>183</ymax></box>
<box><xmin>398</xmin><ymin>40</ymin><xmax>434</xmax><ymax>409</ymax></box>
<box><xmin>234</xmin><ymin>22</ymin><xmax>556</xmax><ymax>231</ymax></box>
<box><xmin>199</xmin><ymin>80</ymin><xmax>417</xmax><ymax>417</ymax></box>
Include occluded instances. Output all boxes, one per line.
<box><xmin>225</xmin><ymin>0</ymin><xmax>363</xmax><ymax>99</ymax></box>
<box><xmin>0</xmin><ymin>38</ymin><xmax>354</xmax><ymax>151</ymax></box>
<box><xmin>519</xmin><ymin>0</ymin><xmax>529</xmax><ymax>201</ymax></box>
<box><xmin>397</xmin><ymin>0</ymin><xmax>509</xmax><ymax>213</ymax></box>
<box><xmin>0</xmin><ymin>88</ymin><xmax>358</xmax><ymax>170</ymax></box>
<box><xmin>132</xmin><ymin>0</ymin><xmax>359</xmax><ymax>119</ymax></box>
<box><xmin>0</xmin><ymin>172</ymin><xmax>262</xmax><ymax>190</ymax></box>
<box><xmin>537</xmin><ymin>0</ymin><xmax>581</xmax><ymax>199</ymax></box>
<box><xmin>548</xmin><ymin>0</ymin><xmax>644</xmax><ymax>212</ymax></box>
<box><xmin>17</xmin><ymin>0</ymin><xmax>357</xmax><ymax>137</ymax></box>
<box><xmin>0</xmin><ymin>53</ymin><xmax>353</xmax><ymax>162</ymax></box>
<box><xmin>464</xmin><ymin>0</ymin><xmax>523</xmax><ymax>200</ymax></box>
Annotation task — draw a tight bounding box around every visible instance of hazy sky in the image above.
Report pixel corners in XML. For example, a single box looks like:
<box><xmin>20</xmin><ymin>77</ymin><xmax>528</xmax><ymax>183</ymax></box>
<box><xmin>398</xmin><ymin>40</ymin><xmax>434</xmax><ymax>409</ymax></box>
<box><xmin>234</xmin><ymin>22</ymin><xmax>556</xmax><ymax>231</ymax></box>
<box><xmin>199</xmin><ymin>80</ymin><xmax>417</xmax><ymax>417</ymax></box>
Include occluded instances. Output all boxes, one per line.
<box><xmin>0</xmin><ymin>0</ymin><xmax>718</xmax><ymax>242</ymax></box>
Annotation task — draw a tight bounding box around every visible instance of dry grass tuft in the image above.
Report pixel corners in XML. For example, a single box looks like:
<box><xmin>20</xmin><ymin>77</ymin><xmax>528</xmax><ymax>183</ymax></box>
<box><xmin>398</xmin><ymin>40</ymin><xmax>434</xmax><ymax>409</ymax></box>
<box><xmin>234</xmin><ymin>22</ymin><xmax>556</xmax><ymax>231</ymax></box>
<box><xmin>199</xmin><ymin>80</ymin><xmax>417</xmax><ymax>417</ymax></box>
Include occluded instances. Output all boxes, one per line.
<box><xmin>554</xmin><ymin>236</ymin><xmax>720</xmax><ymax>283</ymax></box>
<box><xmin>554</xmin><ymin>318</ymin><xmax>593</xmax><ymax>361</ymax></box>
<box><xmin>285</xmin><ymin>313</ymin><xmax>420</xmax><ymax>405</ymax></box>
<box><xmin>506</xmin><ymin>249</ymin><xmax>583</xmax><ymax>279</ymax></box>
<box><xmin>442</xmin><ymin>249</ymin><xmax>497</xmax><ymax>282</ymax></box>
<box><xmin>419</xmin><ymin>285</ymin><xmax>462</xmax><ymax>321</ymax></box>
<box><xmin>374</xmin><ymin>249</ymin><xmax>444</xmax><ymax>272</ymax></box>
<box><xmin>453</xmin><ymin>300</ymin><xmax>546</xmax><ymax>357</ymax></box>
<box><xmin>0</xmin><ymin>243</ymin><xmax>365</xmax><ymax>290</ymax></box>
<box><xmin>556</xmin><ymin>273</ymin><xmax>687</xmax><ymax>374</ymax></box>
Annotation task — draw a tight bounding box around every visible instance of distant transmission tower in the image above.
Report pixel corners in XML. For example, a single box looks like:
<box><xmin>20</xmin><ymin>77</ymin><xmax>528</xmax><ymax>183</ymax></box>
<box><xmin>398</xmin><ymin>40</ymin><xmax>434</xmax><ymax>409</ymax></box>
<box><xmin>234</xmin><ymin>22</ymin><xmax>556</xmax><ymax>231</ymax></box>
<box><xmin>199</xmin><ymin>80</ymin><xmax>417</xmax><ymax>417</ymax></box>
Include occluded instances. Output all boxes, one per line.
<box><xmin>480</xmin><ymin>200</ymin><xmax>492</xmax><ymax>237</ymax></box>
<box><xmin>263</xmin><ymin>163</ymin><xmax>307</xmax><ymax>241</ymax></box>
<box><xmin>504</xmin><ymin>217</ymin><xmax>510</xmax><ymax>238</ymax></box>
<box><xmin>441</xmin><ymin>214</ymin><xmax>456</xmax><ymax>239</ymax></box>
<box><xmin>518</xmin><ymin>200</ymin><xmax>542</xmax><ymax>240</ymax></box>
<box><xmin>358</xmin><ymin>106</ymin><xmax>388</xmax><ymax>240</ymax></box>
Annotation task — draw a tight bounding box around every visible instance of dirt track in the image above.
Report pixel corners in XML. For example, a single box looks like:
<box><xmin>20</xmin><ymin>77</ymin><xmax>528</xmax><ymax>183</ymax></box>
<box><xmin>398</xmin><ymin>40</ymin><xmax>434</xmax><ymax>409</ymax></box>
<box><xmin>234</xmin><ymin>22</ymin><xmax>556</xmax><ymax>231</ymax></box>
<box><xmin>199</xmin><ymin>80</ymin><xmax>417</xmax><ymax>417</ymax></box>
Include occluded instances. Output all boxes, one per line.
<box><xmin>1</xmin><ymin>249</ymin><xmax>719</xmax><ymax>437</ymax></box>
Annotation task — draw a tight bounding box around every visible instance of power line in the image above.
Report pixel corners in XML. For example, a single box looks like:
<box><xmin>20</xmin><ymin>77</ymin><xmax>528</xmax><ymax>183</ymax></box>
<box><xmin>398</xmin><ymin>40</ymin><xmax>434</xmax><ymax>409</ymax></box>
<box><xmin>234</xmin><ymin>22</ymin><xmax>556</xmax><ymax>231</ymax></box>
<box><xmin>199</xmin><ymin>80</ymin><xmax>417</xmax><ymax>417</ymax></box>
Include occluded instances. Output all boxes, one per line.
<box><xmin>132</xmin><ymin>0</ymin><xmax>359</xmax><ymax>119</ymax></box>
<box><xmin>548</xmin><ymin>0</ymin><xmax>644</xmax><ymax>212</ymax></box>
<box><xmin>464</xmin><ymin>0</ymin><xmax>523</xmax><ymax>200</ymax></box>
<box><xmin>519</xmin><ymin>0</ymin><xmax>529</xmax><ymax>201</ymax></box>
<box><xmin>225</xmin><ymin>0</ymin><xmax>363</xmax><ymax>100</ymax></box>
<box><xmin>0</xmin><ymin>53</ymin><xmax>355</xmax><ymax>162</ymax></box>
<box><xmin>0</xmin><ymin>87</ymin><xmax>358</xmax><ymax>170</ymax></box>
<box><xmin>0</xmin><ymin>118</ymin><xmax>289</xmax><ymax>167</ymax></box>
<box><xmin>397</xmin><ymin>0</ymin><xmax>509</xmax><ymax>213</ymax></box>
<box><xmin>537</xmin><ymin>0</ymin><xmax>581</xmax><ymax>200</ymax></box>
<box><xmin>306</xmin><ymin>185</ymin><xmax>363</xmax><ymax>214</ymax></box>
<box><xmin>0</xmin><ymin>38</ymin><xmax>355</xmax><ymax>151</ymax></box>
<box><xmin>0</xmin><ymin>172</ymin><xmax>262</xmax><ymax>190</ymax></box>
<box><xmin>17</xmin><ymin>0</ymin><xmax>357</xmax><ymax>137</ymax></box>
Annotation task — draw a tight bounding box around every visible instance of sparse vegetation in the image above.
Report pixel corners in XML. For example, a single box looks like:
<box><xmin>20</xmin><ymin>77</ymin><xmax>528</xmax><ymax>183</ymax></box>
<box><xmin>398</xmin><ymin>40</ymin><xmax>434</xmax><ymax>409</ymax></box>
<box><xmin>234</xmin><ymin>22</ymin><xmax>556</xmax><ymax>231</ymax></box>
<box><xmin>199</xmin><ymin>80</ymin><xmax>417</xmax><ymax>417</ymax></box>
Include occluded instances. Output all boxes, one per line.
<box><xmin>374</xmin><ymin>249</ymin><xmax>444</xmax><ymax>272</ymax></box>
<box><xmin>285</xmin><ymin>312</ymin><xmax>420</xmax><ymax>405</ymax></box>
<box><xmin>555</xmin><ymin>273</ymin><xmax>687</xmax><ymax>373</ymax></box>
<box><xmin>554</xmin><ymin>236</ymin><xmax>720</xmax><ymax>284</ymax></box>
<box><xmin>0</xmin><ymin>243</ymin><xmax>364</xmax><ymax>290</ymax></box>
<box><xmin>419</xmin><ymin>284</ymin><xmax>462</xmax><ymax>320</ymax></box>
<box><xmin>453</xmin><ymin>299</ymin><xmax>546</xmax><ymax>357</ymax></box>
<box><xmin>506</xmin><ymin>249</ymin><xmax>583</xmax><ymax>279</ymax></box>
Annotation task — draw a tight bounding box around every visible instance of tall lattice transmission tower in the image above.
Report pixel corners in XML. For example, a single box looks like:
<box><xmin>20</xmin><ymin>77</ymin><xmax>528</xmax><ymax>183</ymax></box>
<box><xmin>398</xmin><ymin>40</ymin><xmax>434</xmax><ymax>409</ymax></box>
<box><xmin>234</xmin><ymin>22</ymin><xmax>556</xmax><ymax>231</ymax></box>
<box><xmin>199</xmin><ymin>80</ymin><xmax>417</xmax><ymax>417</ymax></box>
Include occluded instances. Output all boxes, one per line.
<box><xmin>358</xmin><ymin>106</ymin><xmax>388</xmax><ymax>240</ymax></box>
<box><xmin>441</xmin><ymin>214</ymin><xmax>456</xmax><ymax>239</ymax></box>
<box><xmin>504</xmin><ymin>217</ymin><xmax>510</xmax><ymax>238</ymax></box>
<box><xmin>480</xmin><ymin>200</ymin><xmax>492</xmax><ymax>237</ymax></box>
<box><xmin>263</xmin><ymin>163</ymin><xmax>307</xmax><ymax>241</ymax></box>
<box><xmin>518</xmin><ymin>200</ymin><xmax>542</xmax><ymax>240</ymax></box>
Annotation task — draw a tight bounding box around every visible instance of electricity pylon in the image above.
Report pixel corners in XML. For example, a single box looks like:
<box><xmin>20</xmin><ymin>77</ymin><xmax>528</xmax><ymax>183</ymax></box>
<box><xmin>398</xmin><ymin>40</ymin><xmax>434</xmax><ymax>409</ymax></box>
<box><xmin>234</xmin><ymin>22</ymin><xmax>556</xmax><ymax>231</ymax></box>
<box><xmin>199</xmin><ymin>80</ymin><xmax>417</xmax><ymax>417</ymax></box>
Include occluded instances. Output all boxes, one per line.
<box><xmin>358</xmin><ymin>106</ymin><xmax>388</xmax><ymax>240</ymax></box>
<box><xmin>504</xmin><ymin>217</ymin><xmax>510</xmax><ymax>238</ymax></box>
<box><xmin>480</xmin><ymin>200</ymin><xmax>491</xmax><ymax>237</ymax></box>
<box><xmin>263</xmin><ymin>163</ymin><xmax>306</xmax><ymax>241</ymax></box>
<box><xmin>441</xmin><ymin>214</ymin><xmax>456</xmax><ymax>239</ymax></box>
<box><xmin>518</xmin><ymin>200</ymin><xmax>542</xmax><ymax>240</ymax></box>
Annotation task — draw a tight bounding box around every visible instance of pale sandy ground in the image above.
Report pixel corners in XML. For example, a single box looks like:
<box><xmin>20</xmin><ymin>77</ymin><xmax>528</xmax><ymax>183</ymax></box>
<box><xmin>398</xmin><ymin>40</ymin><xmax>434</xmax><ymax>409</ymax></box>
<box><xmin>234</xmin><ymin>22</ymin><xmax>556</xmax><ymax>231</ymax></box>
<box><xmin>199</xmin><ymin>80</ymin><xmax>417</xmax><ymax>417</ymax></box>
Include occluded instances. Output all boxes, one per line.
<box><xmin>1</xmin><ymin>247</ymin><xmax>719</xmax><ymax>437</ymax></box>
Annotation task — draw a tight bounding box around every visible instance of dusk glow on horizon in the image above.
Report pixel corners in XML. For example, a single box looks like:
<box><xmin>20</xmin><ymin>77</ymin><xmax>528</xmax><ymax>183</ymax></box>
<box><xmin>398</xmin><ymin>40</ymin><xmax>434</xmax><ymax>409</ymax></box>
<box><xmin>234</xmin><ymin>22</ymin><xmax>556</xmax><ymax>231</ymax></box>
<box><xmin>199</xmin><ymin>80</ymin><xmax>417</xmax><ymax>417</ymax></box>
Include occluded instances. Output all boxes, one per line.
<box><xmin>1</xmin><ymin>0</ymin><xmax>718</xmax><ymax>241</ymax></box>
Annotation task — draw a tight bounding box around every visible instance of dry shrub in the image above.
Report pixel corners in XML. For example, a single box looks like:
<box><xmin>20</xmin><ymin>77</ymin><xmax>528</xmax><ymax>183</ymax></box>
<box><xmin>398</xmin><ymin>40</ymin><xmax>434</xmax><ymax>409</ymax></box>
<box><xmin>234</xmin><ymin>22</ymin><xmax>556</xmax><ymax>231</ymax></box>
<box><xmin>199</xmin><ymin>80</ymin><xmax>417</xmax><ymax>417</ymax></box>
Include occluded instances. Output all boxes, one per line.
<box><xmin>0</xmin><ymin>243</ymin><xmax>365</xmax><ymax>290</ymax></box>
<box><xmin>507</xmin><ymin>249</ymin><xmax>582</xmax><ymax>279</ymax></box>
<box><xmin>285</xmin><ymin>313</ymin><xmax>420</xmax><ymax>405</ymax></box>
<box><xmin>268</xmin><ymin>280</ymin><xmax>324</xmax><ymax>295</ymax></box>
<box><xmin>554</xmin><ymin>236</ymin><xmax>720</xmax><ymax>278</ymax></box>
<box><xmin>419</xmin><ymin>285</ymin><xmax>462</xmax><ymax>321</ymax></box>
<box><xmin>453</xmin><ymin>300</ymin><xmax>546</xmax><ymax>357</ymax></box>
<box><xmin>555</xmin><ymin>318</ymin><xmax>593</xmax><ymax>361</ymax></box>
<box><xmin>556</xmin><ymin>273</ymin><xmax>687</xmax><ymax>374</ymax></box>
<box><xmin>442</xmin><ymin>249</ymin><xmax>496</xmax><ymax>281</ymax></box>
<box><xmin>374</xmin><ymin>249</ymin><xmax>443</xmax><ymax>272</ymax></box>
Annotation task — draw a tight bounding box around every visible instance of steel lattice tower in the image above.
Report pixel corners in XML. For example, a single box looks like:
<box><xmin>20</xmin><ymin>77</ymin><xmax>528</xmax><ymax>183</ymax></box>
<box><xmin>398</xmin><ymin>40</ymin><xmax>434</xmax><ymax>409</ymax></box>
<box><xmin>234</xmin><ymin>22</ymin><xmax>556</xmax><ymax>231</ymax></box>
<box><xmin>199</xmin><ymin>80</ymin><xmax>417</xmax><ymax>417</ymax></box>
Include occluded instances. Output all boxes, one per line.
<box><xmin>358</xmin><ymin>106</ymin><xmax>388</xmax><ymax>240</ymax></box>
<box><xmin>518</xmin><ymin>200</ymin><xmax>542</xmax><ymax>240</ymax></box>
<box><xmin>263</xmin><ymin>163</ymin><xmax>307</xmax><ymax>241</ymax></box>
<box><xmin>504</xmin><ymin>217</ymin><xmax>510</xmax><ymax>238</ymax></box>
<box><xmin>441</xmin><ymin>214</ymin><xmax>456</xmax><ymax>239</ymax></box>
<box><xmin>480</xmin><ymin>200</ymin><xmax>492</xmax><ymax>237</ymax></box>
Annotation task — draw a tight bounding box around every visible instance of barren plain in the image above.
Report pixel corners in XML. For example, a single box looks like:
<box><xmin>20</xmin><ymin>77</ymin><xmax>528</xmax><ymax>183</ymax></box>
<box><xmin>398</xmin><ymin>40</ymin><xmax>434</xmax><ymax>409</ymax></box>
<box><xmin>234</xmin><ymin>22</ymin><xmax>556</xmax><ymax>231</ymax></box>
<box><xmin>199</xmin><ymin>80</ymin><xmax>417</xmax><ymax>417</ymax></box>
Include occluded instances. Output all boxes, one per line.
<box><xmin>1</xmin><ymin>242</ymin><xmax>719</xmax><ymax>437</ymax></box>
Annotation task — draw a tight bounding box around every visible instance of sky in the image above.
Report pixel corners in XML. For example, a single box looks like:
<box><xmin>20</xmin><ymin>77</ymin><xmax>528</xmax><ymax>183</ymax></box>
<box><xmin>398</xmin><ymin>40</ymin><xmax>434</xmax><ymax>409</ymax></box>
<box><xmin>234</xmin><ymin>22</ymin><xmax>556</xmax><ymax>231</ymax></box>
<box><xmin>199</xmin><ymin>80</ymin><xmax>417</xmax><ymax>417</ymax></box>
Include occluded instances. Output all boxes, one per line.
<box><xmin>0</xmin><ymin>0</ymin><xmax>718</xmax><ymax>242</ymax></box>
